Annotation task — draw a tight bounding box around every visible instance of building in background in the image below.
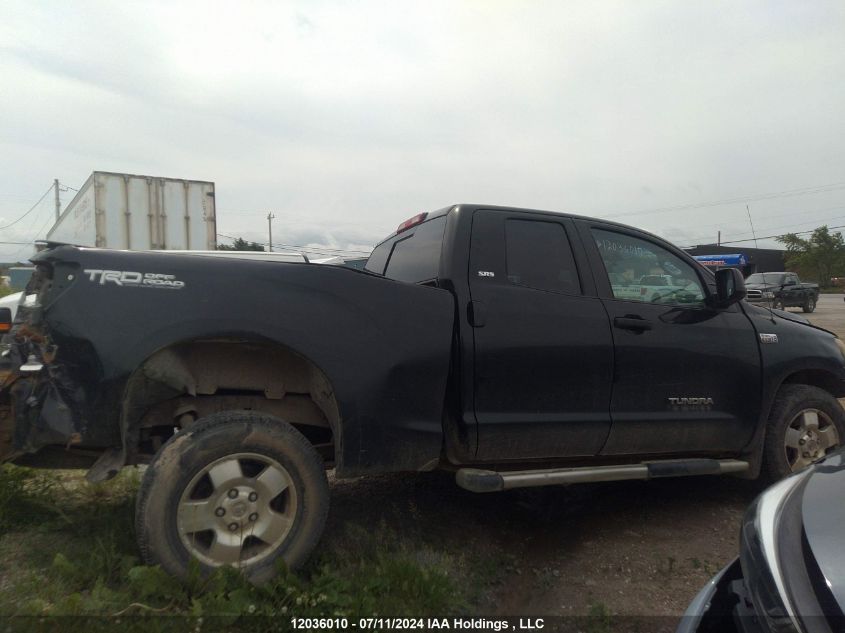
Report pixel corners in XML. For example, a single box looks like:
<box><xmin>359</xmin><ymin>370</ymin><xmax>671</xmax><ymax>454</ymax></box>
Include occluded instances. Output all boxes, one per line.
<box><xmin>685</xmin><ymin>244</ymin><xmax>785</xmax><ymax>276</ymax></box>
<box><xmin>48</xmin><ymin>172</ymin><xmax>216</xmax><ymax>250</ymax></box>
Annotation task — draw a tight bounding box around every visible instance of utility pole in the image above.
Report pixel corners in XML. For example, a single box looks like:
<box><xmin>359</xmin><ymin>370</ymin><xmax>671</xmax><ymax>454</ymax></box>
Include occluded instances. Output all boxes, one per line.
<box><xmin>717</xmin><ymin>230</ymin><xmax>721</xmax><ymax>246</ymax></box>
<box><xmin>267</xmin><ymin>212</ymin><xmax>275</xmax><ymax>252</ymax></box>
<box><xmin>54</xmin><ymin>178</ymin><xmax>61</xmax><ymax>222</ymax></box>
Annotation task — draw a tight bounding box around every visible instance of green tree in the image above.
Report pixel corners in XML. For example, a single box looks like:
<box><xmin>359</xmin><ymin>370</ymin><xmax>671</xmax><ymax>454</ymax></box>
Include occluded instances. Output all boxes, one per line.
<box><xmin>217</xmin><ymin>237</ymin><xmax>265</xmax><ymax>252</ymax></box>
<box><xmin>776</xmin><ymin>226</ymin><xmax>845</xmax><ymax>286</ymax></box>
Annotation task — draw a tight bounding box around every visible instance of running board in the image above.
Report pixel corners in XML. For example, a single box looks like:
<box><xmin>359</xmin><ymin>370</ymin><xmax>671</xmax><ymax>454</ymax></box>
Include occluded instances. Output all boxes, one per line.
<box><xmin>455</xmin><ymin>458</ymin><xmax>750</xmax><ymax>493</ymax></box>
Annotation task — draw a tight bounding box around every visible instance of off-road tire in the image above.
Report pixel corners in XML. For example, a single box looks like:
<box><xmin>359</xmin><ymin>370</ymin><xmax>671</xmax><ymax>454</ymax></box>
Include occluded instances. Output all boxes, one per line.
<box><xmin>771</xmin><ymin>298</ymin><xmax>784</xmax><ymax>311</ymax></box>
<box><xmin>802</xmin><ymin>296</ymin><xmax>816</xmax><ymax>313</ymax></box>
<box><xmin>762</xmin><ymin>384</ymin><xmax>845</xmax><ymax>483</ymax></box>
<box><xmin>135</xmin><ymin>411</ymin><xmax>329</xmax><ymax>584</ymax></box>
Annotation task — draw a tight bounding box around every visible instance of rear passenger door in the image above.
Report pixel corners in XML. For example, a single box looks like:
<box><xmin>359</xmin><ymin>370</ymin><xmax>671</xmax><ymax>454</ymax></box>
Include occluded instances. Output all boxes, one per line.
<box><xmin>468</xmin><ymin>210</ymin><xmax>614</xmax><ymax>461</ymax></box>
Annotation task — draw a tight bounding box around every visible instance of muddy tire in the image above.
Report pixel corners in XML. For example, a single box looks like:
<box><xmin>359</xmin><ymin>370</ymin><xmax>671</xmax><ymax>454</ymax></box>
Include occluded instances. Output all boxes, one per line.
<box><xmin>762</xmin><ymin>384</ymin><xmax>844</xmax><ymax>482</ymax></box>
<box><xmin>135</xmin><ymin>411</ymin><xmax>329</xmax><ymax>583</ymax></box>
<box><xmin>802</xmin><ymin>295</ymin><xmax>816</xmax><ymax>313</ymax></box>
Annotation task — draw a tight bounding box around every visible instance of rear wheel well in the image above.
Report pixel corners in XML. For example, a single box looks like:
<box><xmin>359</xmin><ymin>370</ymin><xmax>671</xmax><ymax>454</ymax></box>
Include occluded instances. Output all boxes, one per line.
<box><xmin>121</xmin><ymin>339</ymin><xmax>341</xmax><ymax>465</ymax></box>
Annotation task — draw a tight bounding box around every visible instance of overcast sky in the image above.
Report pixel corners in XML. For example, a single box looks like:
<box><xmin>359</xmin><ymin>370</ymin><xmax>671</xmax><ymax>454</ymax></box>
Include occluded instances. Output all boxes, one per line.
<box><xmin>1</xmin><ymin>1</ymin><xmax>844</xmax><ymax>261</ymax></box>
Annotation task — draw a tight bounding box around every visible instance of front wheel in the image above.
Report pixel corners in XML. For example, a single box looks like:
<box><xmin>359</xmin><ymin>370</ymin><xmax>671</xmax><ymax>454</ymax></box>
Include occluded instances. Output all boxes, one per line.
<box><xmin>803</xmin><ymin>296</ymin><xmax>816</xmax><ymax>313</ymax></box>
<box><xmin>762</xmin><ymin>385</ymin><xmax>844</xmax><ymax>482</ymax></box>
<box><xmin>136</xmin><ymin>411</ymin><xmax>330</xmax><ymax>583</ymax></box>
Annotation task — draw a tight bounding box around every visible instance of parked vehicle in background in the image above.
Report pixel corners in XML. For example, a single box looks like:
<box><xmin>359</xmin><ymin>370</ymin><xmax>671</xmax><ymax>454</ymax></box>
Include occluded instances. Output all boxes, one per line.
<box><xmin>2</xmin><ymin>203</ymin><xmax>844</xmax><ymax>581</ymax></box>
<box><xmin>745</xmin><ymin>272</ymin><xmax>820</xmax><ymax>313</ymax></box>
<box><xmin>47</xmin><ymin>171</ymin><xmax>217</xmax><ymax>250</ymax></box>
<box><xmin>678</xmin><ymin>448</ymin><xmax>845</xmax><ymax>633</ymax></box>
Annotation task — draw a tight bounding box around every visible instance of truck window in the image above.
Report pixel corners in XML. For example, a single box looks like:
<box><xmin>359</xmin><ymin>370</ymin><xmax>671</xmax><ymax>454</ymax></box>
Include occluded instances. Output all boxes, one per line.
<box><xmin>592</xmin><ymin>229</ymin><xmax>706</xmax><ymax>306</ymax></box>
<box><xmin>364</xmin><ymin>241</ymin><xmax>391</xmax><ymax>275</ymax></box>
<box><xmin>505</xmin><ymin>219</ymin><xmax>580</xmax><ymax>294</ymax></box>
<box><xmin>380</xmin><ymin>216</ymin><xmax>447</xmax><ymax>283</ymax></box>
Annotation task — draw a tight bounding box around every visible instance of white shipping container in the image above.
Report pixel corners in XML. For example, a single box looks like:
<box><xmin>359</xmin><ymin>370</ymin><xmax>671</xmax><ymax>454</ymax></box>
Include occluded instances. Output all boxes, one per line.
<box><xmin>47</xmin><ymin>171</ymin><xmax>217</xmax><ymax>250</ymax></box>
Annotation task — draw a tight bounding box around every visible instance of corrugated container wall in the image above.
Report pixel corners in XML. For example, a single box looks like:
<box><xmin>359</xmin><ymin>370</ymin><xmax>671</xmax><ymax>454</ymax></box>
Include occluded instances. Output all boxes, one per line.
<box><xmin>47</xmin><ymin>172</ymin><xmax>217</xmax><ymax>250</ymax></box>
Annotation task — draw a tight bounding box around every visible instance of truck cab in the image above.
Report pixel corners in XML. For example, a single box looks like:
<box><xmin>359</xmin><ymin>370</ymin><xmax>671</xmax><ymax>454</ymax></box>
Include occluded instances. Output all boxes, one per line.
<box><xmin>366</xmin><ymin>205</ymin><xmax>780</xmax><ymax>466</ymax></box>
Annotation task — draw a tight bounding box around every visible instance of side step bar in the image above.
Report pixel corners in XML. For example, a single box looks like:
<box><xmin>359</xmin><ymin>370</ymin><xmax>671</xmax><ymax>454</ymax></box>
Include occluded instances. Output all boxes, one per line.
<box><xmin>455</xmin><ymin>458</ymin><xmax>750</xmax><ymax>493</ymax></box>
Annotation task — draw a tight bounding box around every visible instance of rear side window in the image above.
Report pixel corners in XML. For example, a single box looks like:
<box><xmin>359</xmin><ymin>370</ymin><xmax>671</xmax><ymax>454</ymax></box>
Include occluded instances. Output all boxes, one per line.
<box><xmin>505</xmin><ymin>219</ymin><xmax>581</xmax><ymax>294</ymax></box>
<box><xmin>368</xmin><ymin>216</ymin><xmax>447</xmax><ymax>283</ymax></box>
<box><xmin>364</xmin><ymin>241</ymin><xmax>390</xmax><ymax>275</ymax></box>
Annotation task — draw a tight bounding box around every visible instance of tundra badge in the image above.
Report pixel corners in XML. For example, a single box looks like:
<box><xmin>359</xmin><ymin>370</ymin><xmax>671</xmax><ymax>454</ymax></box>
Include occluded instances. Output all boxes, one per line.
<box><xmin>759</xmin><ymin>333</ymin><xmax>779</xmax><ymax>344</ymax></box>
<box><xmin>668</xmin><ymin>397</ymin><xmax>714</xmax><ymax>406</ymax></box>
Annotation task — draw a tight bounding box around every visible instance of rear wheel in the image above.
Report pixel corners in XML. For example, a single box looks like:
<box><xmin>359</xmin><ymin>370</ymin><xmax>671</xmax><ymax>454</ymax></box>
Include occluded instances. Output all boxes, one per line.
<box><xmin>762</xmin><ymin>385</ymin><xmax>844</xmax><ymax>481</ymax></box>
<box><xmin>136</xmin><ymin>411</ymin><xmax>329</xmax><ymax>583</ymax></box>
<box><xmin>802</xmin><ymin>295</ymin><xmax>816</xmax><ymax>313</ymax></box>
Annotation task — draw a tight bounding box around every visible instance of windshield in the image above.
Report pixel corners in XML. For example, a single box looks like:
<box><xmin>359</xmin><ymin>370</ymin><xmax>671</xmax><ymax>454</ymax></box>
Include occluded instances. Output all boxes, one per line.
<box><xmin>746</xmin><ymin>273</ymin><xmax>784</xmax><ymax>285</ymax></box>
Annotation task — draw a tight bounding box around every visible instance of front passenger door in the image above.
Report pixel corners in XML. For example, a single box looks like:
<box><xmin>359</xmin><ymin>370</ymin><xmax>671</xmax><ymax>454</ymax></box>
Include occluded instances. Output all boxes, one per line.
<box><xmin>582</xmin><ymin>224</ymin><xmax>761</xmax><ymax>456</ymax></box>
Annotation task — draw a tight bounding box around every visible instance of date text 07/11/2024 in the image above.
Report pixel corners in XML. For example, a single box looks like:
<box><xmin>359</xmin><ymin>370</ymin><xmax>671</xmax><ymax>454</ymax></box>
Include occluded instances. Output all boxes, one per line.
<box><xmin>289</xmin><ymin>617</ymin><xmax>546</xmax><ymax>631</ymax></box>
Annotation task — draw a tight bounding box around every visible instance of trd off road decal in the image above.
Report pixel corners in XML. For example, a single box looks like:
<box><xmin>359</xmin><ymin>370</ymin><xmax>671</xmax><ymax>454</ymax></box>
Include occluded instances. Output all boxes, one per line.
<box><xmin>83</xmin><ymin>269</ymin><xmax>186</xmax><ymax>289</ymax></box>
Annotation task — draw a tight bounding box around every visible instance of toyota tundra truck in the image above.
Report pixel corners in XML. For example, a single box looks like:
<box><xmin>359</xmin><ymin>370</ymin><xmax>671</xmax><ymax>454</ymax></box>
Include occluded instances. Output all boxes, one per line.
<box><xmin>2</xmin><ymin>203</ymin><xmax>844</xmax><ymax>582</ymax></box>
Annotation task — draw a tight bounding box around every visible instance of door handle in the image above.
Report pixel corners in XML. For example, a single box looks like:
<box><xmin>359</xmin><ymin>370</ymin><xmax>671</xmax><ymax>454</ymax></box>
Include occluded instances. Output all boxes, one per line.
<box><xmin>468</xmin><ymin>300</ymin><xmax>486</xmax><ymax>328</ymax></box>
<box><xmin>614</xmin><ymin>316</ymin><xmax>652</xmax><ymax>332</ymax></box>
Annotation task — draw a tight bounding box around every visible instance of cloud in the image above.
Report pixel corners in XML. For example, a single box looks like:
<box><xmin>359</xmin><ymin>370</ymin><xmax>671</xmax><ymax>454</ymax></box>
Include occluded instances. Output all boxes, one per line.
<box><xmin>1</xmin><ymin>0</ymin><xmax>844</xmax><ymax>261</ymax></box>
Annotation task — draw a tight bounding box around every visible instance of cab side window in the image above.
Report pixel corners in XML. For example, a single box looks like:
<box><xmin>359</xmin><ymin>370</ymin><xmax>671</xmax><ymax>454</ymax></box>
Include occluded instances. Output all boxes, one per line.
<box><xmin>591</xmin><ymin>229</ymin><xmax>706</xmax><ymax>306</ymax></box>
<box><xmin>505</xmin><ymin>219</ymin><xmax>581</xmax><ymax>294</ymax></box>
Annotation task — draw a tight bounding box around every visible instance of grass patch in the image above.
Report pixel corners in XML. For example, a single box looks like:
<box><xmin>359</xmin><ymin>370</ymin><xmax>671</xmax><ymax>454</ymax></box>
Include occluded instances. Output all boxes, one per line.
<box><xmin>0</xmin><ymin>466</ymin><xmax>475</xmax><ymax>630</ymax></box>
<box><xmin>0</xmin><ymin>465</ymin><xmax>63</xmax><ymax>533</ymax></box>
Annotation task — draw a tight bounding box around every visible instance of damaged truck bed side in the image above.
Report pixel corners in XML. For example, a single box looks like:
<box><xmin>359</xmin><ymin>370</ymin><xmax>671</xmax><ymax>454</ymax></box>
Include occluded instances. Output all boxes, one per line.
<box><xmin>2</xmin><ymin>203</ymin><xmax>844</xmax><ymax>582</ymax></box>
<box><xmin>0</xmin><ymin>246</ymin><xmax>454</xmax><ymax>476</ymax></box>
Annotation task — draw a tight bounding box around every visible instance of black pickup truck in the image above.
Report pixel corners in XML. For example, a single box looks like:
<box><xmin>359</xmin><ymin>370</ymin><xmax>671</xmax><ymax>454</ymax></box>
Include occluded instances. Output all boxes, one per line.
<box><xmin>2</xmin><ymin>204</ymin><xmax>844</xmax><ymax>582</ymax></box>
<box><xmin>744</xmin><ymin>272</ymin><xmax>820</xmax><ymax>313</ymax></box>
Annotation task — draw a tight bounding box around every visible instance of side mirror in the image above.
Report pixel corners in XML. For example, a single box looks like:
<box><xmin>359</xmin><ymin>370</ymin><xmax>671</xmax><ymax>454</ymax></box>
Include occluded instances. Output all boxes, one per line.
<box><xmin>711</xmin><ymin>268</ymin><xmax>746</xmax><ymax>308</ymax></box>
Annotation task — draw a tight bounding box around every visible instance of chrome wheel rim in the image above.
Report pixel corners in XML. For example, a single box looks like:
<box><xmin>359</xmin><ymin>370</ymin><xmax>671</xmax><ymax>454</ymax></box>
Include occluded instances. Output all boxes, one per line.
<box><xmin>177</xmin><ymin>452</ymin><xmax>298</xmax><ymax>567</ymax></box>
<box><xmin>784</xmin><ymin>409</ymin><xmax>840</xmax><ymax>472</ymax></box>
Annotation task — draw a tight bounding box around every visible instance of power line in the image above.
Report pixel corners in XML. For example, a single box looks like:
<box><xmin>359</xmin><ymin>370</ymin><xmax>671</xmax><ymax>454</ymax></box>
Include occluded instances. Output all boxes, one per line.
<box><xmin>5</xmin><ymin>193</ymin><xmax>61</xmax><ymax>259</ymax></box>
<box><xmin>682</xmin><ymin>224</ymin><xmax>845</xmax><ymax>249</ymax></box>
<box><xmin>0</xmin><ymin>184</ymin><xmax>54</xmax><ymax>231</ymax></box>
<box><xmin>677</xmin><ymin>203</ymin><xmax>845</xmax><ymax>234</ymax></box>
<box><xmin>602</xmin><ymin>180</ymin><xmax>845</xmax><ymax>220</ymax></box>
<box><xmin>680</xmin><ymin>209</ymin><xmax>845</xmax><ymax>247</ymax></box>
